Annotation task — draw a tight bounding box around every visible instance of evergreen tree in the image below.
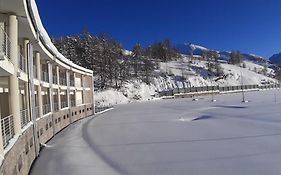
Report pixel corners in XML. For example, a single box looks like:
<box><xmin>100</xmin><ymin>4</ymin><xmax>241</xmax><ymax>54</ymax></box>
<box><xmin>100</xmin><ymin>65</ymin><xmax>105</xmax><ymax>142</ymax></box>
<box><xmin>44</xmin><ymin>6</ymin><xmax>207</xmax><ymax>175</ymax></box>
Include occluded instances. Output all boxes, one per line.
<box><xmin>229</xmin><ymin>51</ymin><xmax>242</xmax><ymax>65</ymax></box>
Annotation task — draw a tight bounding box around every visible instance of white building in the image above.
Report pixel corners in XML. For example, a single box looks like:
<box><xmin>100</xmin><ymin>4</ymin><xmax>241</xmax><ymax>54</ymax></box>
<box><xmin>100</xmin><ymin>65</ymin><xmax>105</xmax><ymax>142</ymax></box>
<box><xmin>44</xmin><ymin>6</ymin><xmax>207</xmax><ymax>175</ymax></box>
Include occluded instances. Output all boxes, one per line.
<box><xmin>0</xmin><ymin>0</ymin><xmax>95</xmax><ymax>174</ymax></box>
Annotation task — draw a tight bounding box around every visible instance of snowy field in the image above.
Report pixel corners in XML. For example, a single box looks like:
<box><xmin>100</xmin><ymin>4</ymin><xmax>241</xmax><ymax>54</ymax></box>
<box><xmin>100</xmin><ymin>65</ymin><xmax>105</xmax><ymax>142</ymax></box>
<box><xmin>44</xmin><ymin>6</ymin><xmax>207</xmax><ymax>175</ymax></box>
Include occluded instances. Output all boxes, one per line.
<box><xmin>30</xmin><ymin>90</ymin><xmax>281</xmax><ymax>175</ymax></box>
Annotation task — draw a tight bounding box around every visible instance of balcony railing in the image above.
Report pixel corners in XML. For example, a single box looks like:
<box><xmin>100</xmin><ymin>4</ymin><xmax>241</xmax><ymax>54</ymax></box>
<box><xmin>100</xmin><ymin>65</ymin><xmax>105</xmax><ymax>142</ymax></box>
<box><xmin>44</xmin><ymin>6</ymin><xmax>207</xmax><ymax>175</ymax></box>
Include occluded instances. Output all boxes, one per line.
<box><xmin>53</xmin><ymin>75</ymin><xmax>58</xmax><ymax>84</ymax></box>
<box><xmin>70</xmin><ymin>80</ymin><xmax>75</xmax><ymax>86</ymax></box>
<box><xmin>59</xmin><ymin>77</ymin><xmax>67</xmax><ymax>86</ymax></box>
<box><xmin>33</xmin><ymin>106</ymin><xmax>40</xmax><ymax>118</ymax></box>
<box><xmin>1</xmin><ymin>115</ymin><xmax>15</xmax><ymax>148</ymax></box>
<box><xmin>61</xmin><ymin>101</ymin><xmax>68</xmax><ymax>108</ymax></box>
<box><xmin>33</xmin><ymin>65</ymin><xmax>37</xmax><ymax>79</ymax></box>
<box><xmin>53</xmin><ymin>102</ymin><xmax>59</xmax><ymax>111</ymax></box>
<box><xmin>41</xmin><ymin>71</ymin><xmax>49</xmax><ymax>82</ymax></box>
<box><xmin>42</xmin><ymin>104</ymin><xmax>51</xmax><ymax>115</ymax></box>
<box><xmin>70</xmin><ymin>100</ymin><xmax>75</xmax><ymax>107</ymax></box>
<box><xmin>18</xmin><ymin>54</ymin><xmax>27</xmax><ymax>72</ymax></box>
<box><xmin>0</xmin><ymin>26</ymin><xmax>11</xmax><ymax>61</ymax></box>
<box><xmin>20</xmin><ymin>109</ymin><xmax>30</xmax><ymax>128</ymax></box>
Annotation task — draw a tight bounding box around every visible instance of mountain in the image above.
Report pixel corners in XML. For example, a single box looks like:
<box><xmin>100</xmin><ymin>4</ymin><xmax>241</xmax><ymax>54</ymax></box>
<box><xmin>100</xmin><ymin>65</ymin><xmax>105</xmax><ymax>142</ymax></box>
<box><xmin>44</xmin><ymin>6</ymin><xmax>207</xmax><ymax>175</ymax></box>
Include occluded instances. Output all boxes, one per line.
<box><xmin>269</xmin><ymin>53</ymin><xmax>281</xmax><ymax>65</ymax></box>
<box><xmin>175</xmin><ymin>43</ymin><xmax>209</xmax><ymax>55</ymax></box>
<box><xmin>176</xmin><ymin>43</ymin><xmax>268</xmax><ymax>65</ymax></box>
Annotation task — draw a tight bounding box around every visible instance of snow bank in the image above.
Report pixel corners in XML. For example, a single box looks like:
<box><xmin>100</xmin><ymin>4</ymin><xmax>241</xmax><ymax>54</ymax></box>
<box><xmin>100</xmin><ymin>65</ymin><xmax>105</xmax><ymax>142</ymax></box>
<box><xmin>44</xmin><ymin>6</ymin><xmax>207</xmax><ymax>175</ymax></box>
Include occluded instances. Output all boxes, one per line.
<box><xmin>95</xmin><ymin>89</ymin><xmax>129</xmax><ymax>107</ymax></box>
<box><xmin>95</xmin><ymin>81</ymin><xmax>158</xmax><ymax>107</ymax></box>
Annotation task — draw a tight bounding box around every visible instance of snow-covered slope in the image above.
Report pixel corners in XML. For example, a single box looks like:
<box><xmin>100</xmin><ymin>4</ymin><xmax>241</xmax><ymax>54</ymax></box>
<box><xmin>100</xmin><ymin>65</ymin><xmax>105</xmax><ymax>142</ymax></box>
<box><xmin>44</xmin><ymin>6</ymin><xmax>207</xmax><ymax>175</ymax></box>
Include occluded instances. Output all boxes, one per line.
<box><xmin>96</xmin><ymin>44</ymin><xmax>279</xmax><ymax>108</ymax></box>
<box><xmin>154</xmin><ymin>59</ymin><xmax>277</xmax><ymax>91</ymax></box>
<box><xmin>95</xmin><ymin>81</ymin><xmax>157</xmax><ymax>107</ymax></box>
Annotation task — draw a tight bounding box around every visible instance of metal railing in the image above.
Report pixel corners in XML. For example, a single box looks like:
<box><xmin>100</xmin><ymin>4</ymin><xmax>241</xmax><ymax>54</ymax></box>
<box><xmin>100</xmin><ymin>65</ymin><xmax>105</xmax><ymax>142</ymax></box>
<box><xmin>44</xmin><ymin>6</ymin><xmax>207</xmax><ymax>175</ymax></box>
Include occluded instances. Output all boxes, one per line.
<box><xmin>41</xmin><ymin>71</ymin><xmax>49</xmax><ymax>82</ymax></box>
<box><xmin>59</xmin><ymin>77</ymin><xmax>67</xmax><ymax>86</ymax></box>
<box><xmin>0</xmin><ymin>26</ymin><xmax>11</xmax><ymax>61</ymax></box>
<box><xmin>33</xmin><ymin>106</ymin><xmax>40</xmax><ymax>118</ymax></box>
<box><xmin>95</xmin><ymin>106</ymin><xmax>112</xmax><ymax>113</ymax></box>
<box><xmin>70</xmin><ymin>80</ymin><xmax>75</xmax><ymax>86</ymax></box>
<box><xmin>1</xmin><ymin>115</ymin><xmax>15</xmax><ymax>148</ymax></box>
<box><xmin>42</xmin><ymin>104</ymin><xmax>51</xmax><ymax>115</ymax></box>
<box><xmin>20</xmin><ymin>109</ymin><xmax>30</xmax><ymax>128</ymax></box>
<box><xmin>53</xmin><ymin>75</ymin><xmax>58</xmax><ymax>84</ymax></box>
<box><xmin>158</xmin><ymin>84</ymin><xmax>281</xmax><ymax>97</ymax></box>
<box><xmin>70</xmin><ymin>100</ymin><xmax>75</xmax><ymax>107</ymax></box>
<box><xmin>53</xmin><ymin>102</ymin><xmax>59</xmax><ymax>111</ymax></box>
<box><xmin>18</xmin><ymin>54</ymin><xmax>26</xmax><ymax>72</ymax></box>
<box><xmin>33</xmin><ymin>65</ymin><xmax>37</xmax><ymax>78</ymax></box>
<box><xmin>61</xmin><ymin>101</ymin><xmax>68</xmax><ymax>108</ymax></box>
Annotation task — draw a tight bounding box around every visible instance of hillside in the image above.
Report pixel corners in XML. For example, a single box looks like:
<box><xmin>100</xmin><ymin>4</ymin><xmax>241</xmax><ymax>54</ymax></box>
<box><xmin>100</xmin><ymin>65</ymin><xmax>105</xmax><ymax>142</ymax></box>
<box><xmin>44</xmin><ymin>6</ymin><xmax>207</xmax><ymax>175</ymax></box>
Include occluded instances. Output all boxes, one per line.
<box><xmin>95</xmin><ymin>54</ymin><xmax>278</xmax><ymax>107</ymax></box>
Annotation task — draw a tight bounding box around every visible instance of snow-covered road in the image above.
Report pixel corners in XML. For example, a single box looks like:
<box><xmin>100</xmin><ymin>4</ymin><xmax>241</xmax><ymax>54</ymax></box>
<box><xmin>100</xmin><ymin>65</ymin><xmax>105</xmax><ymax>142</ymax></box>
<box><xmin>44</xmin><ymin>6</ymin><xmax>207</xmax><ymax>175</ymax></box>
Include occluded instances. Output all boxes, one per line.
<box><xmin>30</xmin><ymin>90</ymin><xmax>281</xmax><ymax>175</ymax></box>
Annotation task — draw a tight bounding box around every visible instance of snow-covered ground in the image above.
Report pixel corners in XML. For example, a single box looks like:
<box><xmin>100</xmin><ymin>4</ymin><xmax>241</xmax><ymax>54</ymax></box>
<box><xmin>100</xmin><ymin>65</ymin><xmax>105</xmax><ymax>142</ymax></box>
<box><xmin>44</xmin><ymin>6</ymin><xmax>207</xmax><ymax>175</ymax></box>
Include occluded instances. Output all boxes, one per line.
<box><xmin>95</xmin><ymin>81</ymin><xmax>158</xmax><ymax>107</ymax></box>
<box><xmin>31</xmin><ymin>90</ymin><xmax>281</xmax><ymax>175</ymax></box>
<box><xmin>95</xmin><ymin>57</ymin><xmax>279</xmax><ymax>108</ymax></box>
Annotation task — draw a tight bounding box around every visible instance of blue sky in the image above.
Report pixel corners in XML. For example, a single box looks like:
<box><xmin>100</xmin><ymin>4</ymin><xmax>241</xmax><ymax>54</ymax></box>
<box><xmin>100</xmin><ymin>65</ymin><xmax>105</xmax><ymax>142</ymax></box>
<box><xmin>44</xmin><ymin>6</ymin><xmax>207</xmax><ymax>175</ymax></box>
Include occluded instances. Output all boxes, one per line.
<box><xmin>37</xmin><ymin>0</ymin><xmax>281</xmax><ymax>58</ymax></box>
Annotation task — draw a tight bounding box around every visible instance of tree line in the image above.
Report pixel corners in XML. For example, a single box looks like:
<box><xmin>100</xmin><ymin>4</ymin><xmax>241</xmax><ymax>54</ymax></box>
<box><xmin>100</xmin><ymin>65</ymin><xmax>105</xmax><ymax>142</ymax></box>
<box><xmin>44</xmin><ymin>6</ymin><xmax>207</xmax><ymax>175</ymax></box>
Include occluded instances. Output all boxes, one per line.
<box><xmin>52</xmin><ymin>31</ymin><xmax>181</xmax><ymax>89</ymax></box>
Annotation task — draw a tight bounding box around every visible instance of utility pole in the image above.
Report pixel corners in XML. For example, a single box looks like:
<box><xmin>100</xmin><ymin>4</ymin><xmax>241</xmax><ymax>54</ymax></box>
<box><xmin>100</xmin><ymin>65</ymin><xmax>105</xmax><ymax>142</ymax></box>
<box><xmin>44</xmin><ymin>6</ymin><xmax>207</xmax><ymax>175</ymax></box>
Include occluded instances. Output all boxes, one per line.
<box><xmin>240</xmin><ymin>66</ymin><xmax>248</xmax><ymax>103</ymax></box>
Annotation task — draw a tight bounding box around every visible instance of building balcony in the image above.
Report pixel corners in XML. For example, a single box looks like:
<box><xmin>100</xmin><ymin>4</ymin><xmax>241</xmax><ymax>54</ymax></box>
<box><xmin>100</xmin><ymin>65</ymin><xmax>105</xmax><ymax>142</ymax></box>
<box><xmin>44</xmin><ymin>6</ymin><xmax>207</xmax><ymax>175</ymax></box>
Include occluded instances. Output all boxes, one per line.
<box><xmin>33</xmin><ymin>106</ymin><xmax>40</xmax><ymax>119</ymax></box>
<box><xmin>53</xmin><ymin>102</ymin><xmax>59</xmax><ymax>111</ymax></box>
<box><xmin>0</xmin><ymin>27</ymin><xmax>11</xmax><ymax>61</ymax></box>
<box><xmin>59</xmin><ymin>77</ymin><xmax>67</xmax><ymax>86</ymax></box>
<box><xmin>61</xmin><ymin>101</ymin><xmax>68</xmax><ymax>108</ymax></box>
<box><xmin>18</xmin><ymin>54</ymin><xmax>26</xmax><ymax>73</ymax></box>
<box><xmin>33</xmin><ymin>65</ymin><xmax>37</xmax><ymax>79</ymax></box>
<box><xmin>70</xmin><ymin>100</ymin><xmax>75</xmax><ymax>107</ymax></box>
<box><xmin>1</xmin><ymin>115</ymin><xmax>15</xmax><ymax>148</ymax></box>
<box><xmin>41</xmin><ymin>71</ymin><xmax>49</xmax><ymax>82</ymax></box>
<box><xmin>20</xmin><ymin>109</ymin><xmax>30</xmax><ymax>128</ymax></box>
<box><xmin>42</xmin><ymin>104</ymin><xmax>51</xmax><ymax>115</ymax></box>
<box><xmin>53</xmin><ymin>75</ymin><xmax>58</xmax><ymax>84</ymax></box>
<box><xmin>70</xmin><ymin>80</ymin><xmax>75</xmax><ymax>87</ymax></box>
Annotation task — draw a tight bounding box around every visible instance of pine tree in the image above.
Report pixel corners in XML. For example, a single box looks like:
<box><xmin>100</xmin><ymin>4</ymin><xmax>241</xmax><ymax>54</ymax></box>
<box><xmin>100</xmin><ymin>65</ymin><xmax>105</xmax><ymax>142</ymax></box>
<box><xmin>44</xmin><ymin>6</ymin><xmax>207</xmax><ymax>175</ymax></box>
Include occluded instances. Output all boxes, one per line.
<box><xmin>229</xmin><ymin>51</ymin><xmax>242</xmax><ymax>65</ymax></box>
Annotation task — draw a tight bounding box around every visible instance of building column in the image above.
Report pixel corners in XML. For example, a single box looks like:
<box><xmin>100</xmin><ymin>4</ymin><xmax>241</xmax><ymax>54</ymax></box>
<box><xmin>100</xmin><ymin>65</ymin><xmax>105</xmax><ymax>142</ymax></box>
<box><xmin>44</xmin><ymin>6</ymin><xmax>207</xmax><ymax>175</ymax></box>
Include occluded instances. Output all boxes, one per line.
<box><xmin>91</xmin><ymin>76</ymin><xmax>95</xmax><ymax>114</ymax></box>
<box><xmin>82</xmin><ymin>75</ymin><xmax>86</xmax><ymax>104</ymax></box>
<box><xmin>73</xmin><ymin>73</ymin><xmax>77</xmax><ymax>106</ymax></box>
<box><xmin>8</xmin><ymin>14</ymin><xmax>21</xmax><ymax>135</ymax></box>
<box><xmin>23</xmin><ymin>39</ymin><xmax>29</xmax><ymax>74</ymax></box>
<box><xmin>48</xmin><ymin>62</ymin><xmax>53</xmax><ymax>112</ymax></box>
<box><xmin>56</xmin><ymin>66</ymin><xmax>61</xmax><ymax>109</ymax></box>
<box><xmin>66</xmin><ymin>71</ymin><xmax>70</xmax><ymax>107</ymax></box>
<box><xmin>36</xmin><ymin>52</ymin><xmax>43</xmax><ymax>117</ymax></box>
<box><xmin>23</xmin><ymin>39</ymin><xmax>30</xmax><ymax>120</ymax></box>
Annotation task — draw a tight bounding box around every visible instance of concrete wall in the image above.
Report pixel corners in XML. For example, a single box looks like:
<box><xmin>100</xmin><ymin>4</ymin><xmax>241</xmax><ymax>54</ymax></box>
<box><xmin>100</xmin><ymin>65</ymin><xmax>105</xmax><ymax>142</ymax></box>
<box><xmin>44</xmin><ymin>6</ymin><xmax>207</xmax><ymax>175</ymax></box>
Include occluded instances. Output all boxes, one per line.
<box><xmin>0</xmin><ymin>104</ymin><xmax>94</xmax><ymax>175</ymax></box>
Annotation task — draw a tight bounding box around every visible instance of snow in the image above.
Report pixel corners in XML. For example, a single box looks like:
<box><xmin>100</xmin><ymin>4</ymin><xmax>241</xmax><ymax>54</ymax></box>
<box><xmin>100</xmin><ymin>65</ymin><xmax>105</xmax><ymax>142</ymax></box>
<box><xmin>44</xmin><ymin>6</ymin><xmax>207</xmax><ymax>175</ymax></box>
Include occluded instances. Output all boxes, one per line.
<box><xmin>95</xmin><ymin>89</ymin><xmax>129</xmax><ymax>107</ymax></box>
<box><xmin>95</xmin><ymin>81</ymin><xmax>158</xmax><ymax>107</ymax></box>
<box><xmin>189</xmin><ymin>43</ymin><xmax>209</xmax><ymax>51</ymax></box>
<box><xmin>156</xmin><ymin>59</ymin><xmax>277</xmax><ymax>90</ymax></box>
<box><xmin>95</xmin><ymin>58</ymin><xmax>278</xmax><ymax>108</ymax></box>
<box><xmin>31</xmin><ymin>90</ymin><xmax>281</xmax><ymax>175</ymax></box>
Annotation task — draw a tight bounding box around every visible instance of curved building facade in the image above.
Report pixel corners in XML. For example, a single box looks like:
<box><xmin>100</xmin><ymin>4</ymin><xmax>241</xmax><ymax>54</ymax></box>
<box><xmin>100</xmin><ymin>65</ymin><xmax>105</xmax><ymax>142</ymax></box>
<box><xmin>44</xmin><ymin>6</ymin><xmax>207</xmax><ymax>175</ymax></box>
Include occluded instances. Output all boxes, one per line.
<box><xmin>0</xmin><ymin>0</ymin><xmax>95</xmax><ymax>174</ymax></box>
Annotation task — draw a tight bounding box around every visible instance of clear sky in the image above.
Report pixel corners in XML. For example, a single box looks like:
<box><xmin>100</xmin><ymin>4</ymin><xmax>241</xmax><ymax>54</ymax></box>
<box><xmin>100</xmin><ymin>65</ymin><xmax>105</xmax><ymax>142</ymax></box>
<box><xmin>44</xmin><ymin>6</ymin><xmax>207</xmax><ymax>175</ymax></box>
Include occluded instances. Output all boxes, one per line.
<box><xmin>36</xmin><ymin>0</ymin><xmax>281</xmax><ymax>58</ymax></box>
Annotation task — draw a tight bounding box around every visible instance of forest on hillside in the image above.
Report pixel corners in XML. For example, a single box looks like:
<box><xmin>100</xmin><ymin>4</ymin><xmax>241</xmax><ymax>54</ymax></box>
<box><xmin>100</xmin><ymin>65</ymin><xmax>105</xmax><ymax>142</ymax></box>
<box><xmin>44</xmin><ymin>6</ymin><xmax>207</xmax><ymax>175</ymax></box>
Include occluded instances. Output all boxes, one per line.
<box><xmin>52</xmin><ymin>31</ymin><xmax>281</xmax><ymax>90</ymax></box>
